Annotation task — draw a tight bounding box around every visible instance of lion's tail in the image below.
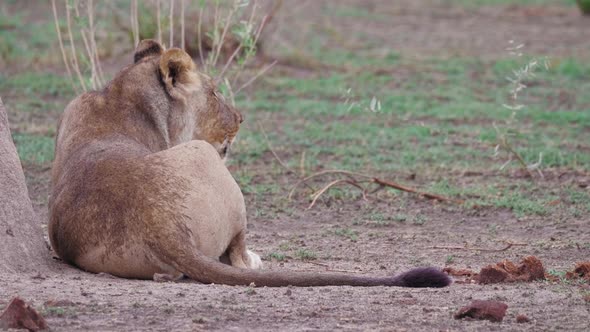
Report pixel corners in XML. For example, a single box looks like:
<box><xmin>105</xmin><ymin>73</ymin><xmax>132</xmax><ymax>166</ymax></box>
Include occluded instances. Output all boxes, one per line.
<box><xmin>159</xmin><ymin>245</ymin><xmax>451</xmax><ymax>287</ymax></box>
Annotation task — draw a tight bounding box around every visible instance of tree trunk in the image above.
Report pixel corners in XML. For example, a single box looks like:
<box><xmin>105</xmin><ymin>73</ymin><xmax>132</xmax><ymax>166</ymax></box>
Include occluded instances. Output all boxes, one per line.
<box><xmin>0</xmin><ymin>97</ymin><xmax>50</xmax><ymax>273</ymax></box>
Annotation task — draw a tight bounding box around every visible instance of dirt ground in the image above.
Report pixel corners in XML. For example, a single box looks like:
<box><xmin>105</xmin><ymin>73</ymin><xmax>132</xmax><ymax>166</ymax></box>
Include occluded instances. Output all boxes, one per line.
<box><xmin>2</xmin><ymin>1</ymin><xmax>590</xmax><ymax>331</ymax></box>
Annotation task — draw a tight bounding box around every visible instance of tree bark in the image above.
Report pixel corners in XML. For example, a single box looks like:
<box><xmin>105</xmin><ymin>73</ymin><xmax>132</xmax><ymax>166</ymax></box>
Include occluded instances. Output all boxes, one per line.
<box><xmin>0</xmin><ymin>97</ymin><xmax>50</xmax><ymax>273</ymax></box>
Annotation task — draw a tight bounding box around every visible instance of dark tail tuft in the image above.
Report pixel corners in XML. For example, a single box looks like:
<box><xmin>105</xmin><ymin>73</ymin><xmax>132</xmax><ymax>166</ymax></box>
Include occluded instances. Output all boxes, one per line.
<box><xmin>391</xmin><ymin>267</ymin><xmax>452</xmax><ymax>288</ymax></box>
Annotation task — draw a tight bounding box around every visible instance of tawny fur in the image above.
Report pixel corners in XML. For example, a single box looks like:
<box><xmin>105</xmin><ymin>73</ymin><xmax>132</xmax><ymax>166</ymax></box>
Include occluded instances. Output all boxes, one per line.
<box><xmin>49</xmin><ymin>40</ymin><xmax>450</xmax><ymax>288</ymax></box>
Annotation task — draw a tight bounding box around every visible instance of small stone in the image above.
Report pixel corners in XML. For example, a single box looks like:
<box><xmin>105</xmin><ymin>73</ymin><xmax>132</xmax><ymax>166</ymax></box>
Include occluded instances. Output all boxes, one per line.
<box><xmin>0</xmin><ymin>297</ymin><xmax>48</xmax><ymax>331</ymax></box>
<box><xmin>478</xmin><ymin>266</ymin><xmax>508</xmax><ymax>284</ymax></box>
<box><xmin>516</xmin><ymin>314</ymin><xmax>530</xmax><ymax>323</ymax></box>
<box><xmin>454</xmin><ymin>299</ymin><xmax>508</xmax><ymax>322</ymax></box>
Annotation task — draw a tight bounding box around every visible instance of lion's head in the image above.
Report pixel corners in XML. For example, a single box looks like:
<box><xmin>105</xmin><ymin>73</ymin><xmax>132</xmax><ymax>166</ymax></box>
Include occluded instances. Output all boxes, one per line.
<box><xmin>133</xmin><ymin>39</ymin><xmax>243</xmax><ymax>159</ymax></box>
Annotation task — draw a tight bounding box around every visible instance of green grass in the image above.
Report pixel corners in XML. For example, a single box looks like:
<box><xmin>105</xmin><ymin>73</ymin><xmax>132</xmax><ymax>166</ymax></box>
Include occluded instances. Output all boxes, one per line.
<box><xmin>2</xmin><ymin>1</ymin><xmax>588</xmax><ymax>224</ymax></box>
<box><xmin>267</xmin><ymin>252</ymin><xmax>287</xmax><ymax>261</ymax></box>
<box><xmin>333</xmin><ymin>228</ymin><xmax>359</xmax><ymax>241</ymax></box>
<box><xmin>294</xmin><ymin>249</ymin><xmax>317</xmax><ymax>261</ymax></box>
<box><xmin>0</xmin><ymin>12</ymin><xmax>62</xmax><ymax>66</ymax></box>
<box><xmin>491</xmin><ymin>192</ymin><xmax>550</xmax><ymax>217</ymax></box>
<box><xmin>0</xmin><ymin>72</ymin><xmax>74</xmax><ymax>97</ymax></box>
<box><xmin>427</xmin><ymin>179</ymin><xmax>590</xmax><ymax>218</ymax></box>
<box><xmin>234</xmin><ymin>53</ymin><xmax>590</xmax><ymax>176</ymax></box>
<box><xmin>12</xmin><ymin>133</ymin><xmax>54</xmax><ymax>165</ymax></box>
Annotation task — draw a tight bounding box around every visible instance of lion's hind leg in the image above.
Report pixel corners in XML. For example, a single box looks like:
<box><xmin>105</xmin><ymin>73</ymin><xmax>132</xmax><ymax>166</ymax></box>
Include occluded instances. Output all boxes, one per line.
<box><xmin>227</xmin><ymin>231</ymin><xmax>263</xmax><ymax>270</ymax></box>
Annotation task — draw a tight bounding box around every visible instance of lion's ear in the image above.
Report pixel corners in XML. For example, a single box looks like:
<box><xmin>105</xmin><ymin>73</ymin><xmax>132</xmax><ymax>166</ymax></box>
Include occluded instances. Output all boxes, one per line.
<box><xmin>134</xmin><ymin>39</ymin><xmax>164</xmax><ymax>63</ymax></box>
<box><xmin>159</xmin><ymin>48</ymin><xmax>200</xmax><ymax>100</ymax></box>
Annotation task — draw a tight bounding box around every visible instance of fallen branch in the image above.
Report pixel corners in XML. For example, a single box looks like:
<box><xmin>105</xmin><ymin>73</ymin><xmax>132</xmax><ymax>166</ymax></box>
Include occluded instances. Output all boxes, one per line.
<box><xmin>306</xmin><ymin>261</ymin><xmax>360</xmax><ymax>274</ymax></box>
<box><xmin>307</xmin><ymin>179</ymin><xmax>367</xmax><ymax>210</ymax></box>
<box><xmin>429</xmin><ymin>241</ymin><xmax>527</xmax><ymax>252</ymax></box>
<box><xmin>288</xmin><ymin>169</ymin><xmax>463</xmax><ymax>206</ymax></box>
<box><xmin>372</xmin><ymin>177</ymin><xmax>464</xmax><ymax>204</ymax></box>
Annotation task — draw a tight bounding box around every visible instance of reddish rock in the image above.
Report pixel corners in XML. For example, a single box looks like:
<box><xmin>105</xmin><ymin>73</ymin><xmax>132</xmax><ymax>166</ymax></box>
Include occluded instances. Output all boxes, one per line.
<box><xmin>0</xmin><ymin>297</ymin><xmax>47</xmax><ymax>331</ymax></box>
<box><xmin>477</xmin><ymin>256</ymin><xmax>545</xmax><ymax>284</ymax></box>
<box><xmin>454</xmin><ymin>300</ymin><xmax>508</xmax><ymax>322</ymax></box>
<box><xmin>566</xmin><ymin>262</ymin><xmax>590</xmax><ymax>282</ymax></box>
<box><xmin>478</xmin><ymin>266</ymin><xmax>509</xmax><ymax>284</ymax></box>
<box><xmin>516</xmin><ymin>314</ymin><xmax>530</xmax><ymax>323</ymax></box>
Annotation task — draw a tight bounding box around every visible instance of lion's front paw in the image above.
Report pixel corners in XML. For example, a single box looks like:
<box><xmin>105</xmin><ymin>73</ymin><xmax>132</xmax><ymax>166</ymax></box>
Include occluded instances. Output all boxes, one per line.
<box><xmin>246</xmin><ymin>250</ymin><xmax>263</xmax><ymax>269</ymax></box>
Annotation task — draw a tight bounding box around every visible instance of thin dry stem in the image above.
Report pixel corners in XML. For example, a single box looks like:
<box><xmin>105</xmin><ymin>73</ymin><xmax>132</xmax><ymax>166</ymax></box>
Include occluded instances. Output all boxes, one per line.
<box><xmin>247</xmin><ymin>0</ymin><xmax>258</xmax><ymax>27</ymax></box>
<box><xmin>130</xmin><ymin>1</ymin><xmax>135</xmax><ymax>43</ymax></box>
<box><xmin>75</xmin><ymin>0</ymin><xmax>98</xmax><ymax>90</ymax></box>
<box><xmin>494</xmin><ymin>124</ymin><xmax>535</xmax><ymax>179</ymax></box>
<box><xmin>87</xmin><ymin>0</ymin><xmax>104</xmax><ymax>86</ymax></box>
<box><xmin>156</xmin><ymin>0</ymin><xmax>162</xmax><ymax>44</ymax></box>
<box><xmin>208</xmin><ymin>0</ymin><xmax>220</xmax><ymax>68</ymax></box>
<box><xmin>235</xmin><ymin>60</ymin><xmax>277</xmax><ymax>94</ymax></box>
<box><xmin>299</xmin><ymin>151</ymin><xmax>306</xmax><ymax>177</ymax></box>
<box><xmin>212</xmin><ymin>2</ymin><xmax>238</xmax><ymax>67</ymax></box>
<box><xmin>307</xmin><ymin>261</ymin><xmax>361</xmax><ymax>274</ymax></box>
<box><xmin>288</xmin><ymin>170</ymin><xmax>370</xmax><ymax>200</ymax></box>
<box><xmin>231</xmin><ymin>12</ymin><xmax>268</xmax><ymax>87</ymax></box>
<box><xmin>197</xmin><ymin>6</ymin><xmax>205</xmax><ymax>68</ymax></box>
<box><xmin>217</xmin><ymin>42</ymin><xmax>244</xmax><ymax>80</ymax></box>
<box><xmin>131</xmin><ymin>0</ymin><xmax>139</xmax><ymax>47</ymax></box>
<box><xmin>257</xmin><ymin>121</ymin><xmax>297</xmax><ymax>176</ymax></box>
<box><xmin>51</xmin><ymin>0</ymin><xmax>77</xmax><ymax>93</ymax></box>
<box><xmin>258</xmin><ymin>121</ymin><xmax>315</xmax><ymax>192</ymax></box>
<box><xmin>169</xmin><ymin>0</ymin><xmax>174</xmax><ymax>48</ymax></box>
<box><xmin>215</xmin><ymin>1</ymin><xmax>259</xmax><ymax>81</ymax></box>
<box><xmin>219</xmin><ymin>0</ymin><xmax>258</xmax><ymax>79</ymax></box>
<box><xmin>134</xmin><ymin>0</ymin><xmax>140</xmax><ymax>45</ymax></box>
<box><xmin>307</xmin><ymin>179</ymin><xmax>367</xmax><ymax>210</ymax></box>
<box><xmin>223</xmin><ymin>78</ymin><xmax>235</xmax><ymax>106</ymax></box>
<box><xmin>429</xmin><ymin>242</ymin><xmax>526</xmax><ymax>252</ymax></box>
<box><xmin>65</xmin><ymin>0</ymin><xmax>87</xmax><ymax>92</ymax></box>
<box><xmin>180</xmin><ymin>0</ymin><xmax>185</xmax><ymax>50</ymax></box>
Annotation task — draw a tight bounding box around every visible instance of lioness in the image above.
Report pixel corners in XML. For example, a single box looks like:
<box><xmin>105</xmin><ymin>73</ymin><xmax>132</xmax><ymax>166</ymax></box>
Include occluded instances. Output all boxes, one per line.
<box><xmin>49</xmin><ymin>40</ymin><xmax>451</xmax><ymax>287</ymax></box>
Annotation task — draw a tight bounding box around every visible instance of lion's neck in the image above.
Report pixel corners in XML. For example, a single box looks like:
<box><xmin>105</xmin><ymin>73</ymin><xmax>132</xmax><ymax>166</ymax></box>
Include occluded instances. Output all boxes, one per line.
<box><xmin>133</xmin><ymin>92</ymin><xmax>194</xmax><ymax>151</ymax></box>
<box><xmin>167</xmin><ymin>105</ymin><xmax>195</xmax><ymax>147</ymax></box>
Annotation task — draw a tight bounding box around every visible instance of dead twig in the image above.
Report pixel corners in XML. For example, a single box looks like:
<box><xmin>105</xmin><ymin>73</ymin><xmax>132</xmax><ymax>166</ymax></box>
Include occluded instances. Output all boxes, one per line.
<box><xmin>288</xmin><ymin>169</ymin><xmax>462</xmax><ymax>205</ymax></box>
<box><xmin>156</xmin><ymin>0</ymin><xmax>162</xmax><ymax>44</ymax></box>
<box><xmin>87</xmin><ymin>0</ymin><xmax>104</xmax><ymax>85</ymax></box>
<box><xmin>211</xmin><ymin>1</ymin><xmax>238</xmax><ymax>68</ymax></box>
<box><xmin>65</xmin><ymin>0</ymin><xmax>87</xmax><ymax>92</ymax></box>
<box><xmin>74</xmin><ymin>0</ymin><xmax>98</xmax><ymax>90</ymax></box>
<box><xmin>429</xmin><ymin>241</ymin><xmax>527</xmax><ymax>252</ymax></box>
<box><xmin>257</xmin><ymin>121</ymin><xmax>297</xmax><ymax>176</ymax></box>
<box><xmin>180</xmin><ymin>0</ymin><xmax>185</xmax><ymax>50</ymax></box>
<box><xmin>235</xmin><ymin>60</ymin><xmax>277</xmax><ymax>94</ymax></box>
<box><xmin>299</xmin><ymin>151</ymin><xmax>306</xmax><ymax>177</ymax></box>
<box><xmin>51</xmin><ymin>0</ymin><xmax>77</xmax><ymax>93</ymax></box>
<box><xmin>307</xmin><ymin>179</ymin><xmax>368</xmax><ymax>210</ymax></box>
<box><xmin>307</xmin><ymin>261</ymin><xmax>360</xmax><ymax>274</ymax></box>
<box><xmin>372</xmin><ymin>177</ymin><xmax>464</xmax><ymax>204</ymax></box>
<box><xmin>131</xmin><ymin>0</ymin><xmax>139</xmax><ymax>47</ymax></box>
<box><xmin>169</xmin><ymin>0</ymin><xmax>174</xmax><ymax>48</ymax></box>
<box><xmin>257</xmin><ymin>121</ymin><xmax>314</xmax><ymax>193</ymax></box>
<box><xmin>196</xmin><ymin>5</ymin><xmax>205</xmax><ymax>67</ymax></box>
